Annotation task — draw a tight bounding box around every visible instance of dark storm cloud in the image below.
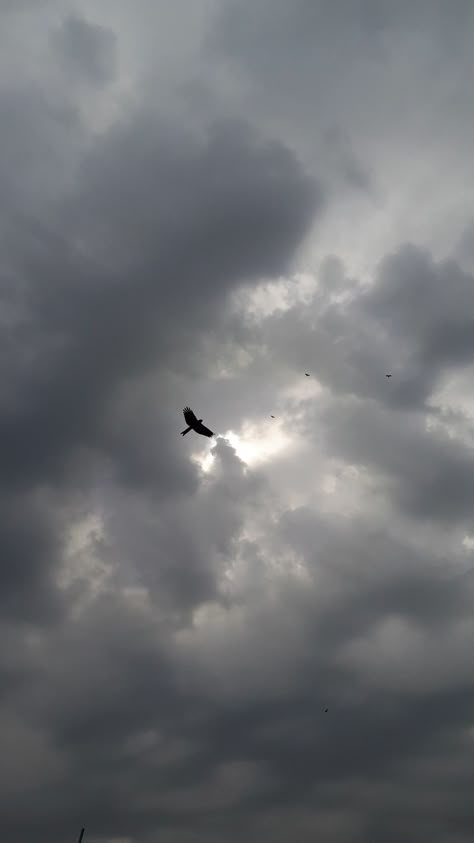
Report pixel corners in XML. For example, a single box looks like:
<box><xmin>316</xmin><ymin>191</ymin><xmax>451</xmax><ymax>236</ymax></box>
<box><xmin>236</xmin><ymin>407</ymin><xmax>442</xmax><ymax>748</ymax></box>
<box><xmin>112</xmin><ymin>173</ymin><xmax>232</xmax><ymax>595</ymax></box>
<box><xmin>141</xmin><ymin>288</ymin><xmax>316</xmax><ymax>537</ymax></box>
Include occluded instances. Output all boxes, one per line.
<box><xmin>0</xmin><ymin>112</ymin><xmax>321</xmax><ymax>495</ymax></box>
<box><xmin>51</xmin><ymin>14</ymin><xmax>117</xmax><ymax>86</ymax></box>
<box><xmin>6</xmin><ymin>506</ymin><xmax>471</xmax><ymax>843</ymax></box>
<box><xmin>322</xmin><ymin>126</ymin><xmax>374</xmax><ymax>193</ymax></box>
<box><xmin>274</xmin><ymin>507</ymin><xmax>471</xmax><ymax>632</ymax></box>
<box><xmin>252</xmin><ymin>241</ymin><xmax>474</xmax><ymax>526</ymax></box>
<box><xmin>318</xmin><ymin>396</ymin><xmax>474</xmax><ymax>525</ymax></box>
<box><xmin>211</xmin><ymin>0</ymin><xmax>474</xmax><ymax>125</ymax></box>
<box><xmin>0</xmin><ymin>86</ymin><xmax>80</xmax><ymax>213</ymax></box>
<box><xmin>0</xmin><ymin>3</ymin><xmax>473</xmax><ymax>842</ymax></box>
<box><xmin>256</xmin><ymin>243</ymin><xmax>474</xmax><ymax>413</ymax></box>
<box><xmin>0</xmin><ymin>51</ymin><xmax>324</xmax><ymax>835</ymax></box>
<box><xmin>0</xmin><ymin>23</ymin><xmax>322</xmax><ymax>766</ymax></box>
<box><xmin>98</xmin><ymin>437</ymin><xmax>268</xmax><ymax>614</ymax></box>
<box><xmin>206</xmin><ymin>0</ymin><xmax>474</xmax><ymax>259</ymax></box>
<box><xmin>0</xmin><ymin>490</ymin><xmax>67</xmax><ymax>622</ymax></box>
<box><xmin>358</xmin><ymin>245</ymin><xmax>474</xmax><ymax>369</ymax></box>
<box><xmin>454</xmin><ymin>216</ymin><xmax>474</xmax><ymax>273</ymax></box>
<box><xmin>156</xmin><ymin>510</ymin><xmax>474</xmax><ymax>842</ymax></box>
<box><xmin>0</xmin><ymin>594</ymin><xmax>186</xmax><ymax>842</ymax></box>
<box><xmin>65</xmin><ymin>116</ymin><xmax>321</xmax><ymax>276</ymax></box>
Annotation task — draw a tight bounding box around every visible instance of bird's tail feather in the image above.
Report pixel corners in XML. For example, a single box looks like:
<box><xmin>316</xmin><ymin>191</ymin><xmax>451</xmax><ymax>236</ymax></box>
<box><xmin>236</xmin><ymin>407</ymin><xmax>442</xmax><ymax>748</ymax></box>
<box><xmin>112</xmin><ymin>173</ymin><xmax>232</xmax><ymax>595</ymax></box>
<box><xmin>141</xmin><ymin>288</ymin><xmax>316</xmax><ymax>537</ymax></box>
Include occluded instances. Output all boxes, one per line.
<box><xmin>181</xmin><ymin>426</ymin><xmax>192</xmax><ymax>436</ymax></box>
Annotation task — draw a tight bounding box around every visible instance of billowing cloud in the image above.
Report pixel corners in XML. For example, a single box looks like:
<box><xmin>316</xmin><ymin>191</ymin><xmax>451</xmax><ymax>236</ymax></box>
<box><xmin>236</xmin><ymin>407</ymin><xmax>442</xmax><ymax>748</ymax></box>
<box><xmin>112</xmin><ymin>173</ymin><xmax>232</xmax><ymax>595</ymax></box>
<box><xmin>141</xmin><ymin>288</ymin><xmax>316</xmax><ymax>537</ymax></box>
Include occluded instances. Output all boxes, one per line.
<box><xmin>0</xmin><ymin>3</ymin><xmax>473</xmax><ymax>843</ymax></box>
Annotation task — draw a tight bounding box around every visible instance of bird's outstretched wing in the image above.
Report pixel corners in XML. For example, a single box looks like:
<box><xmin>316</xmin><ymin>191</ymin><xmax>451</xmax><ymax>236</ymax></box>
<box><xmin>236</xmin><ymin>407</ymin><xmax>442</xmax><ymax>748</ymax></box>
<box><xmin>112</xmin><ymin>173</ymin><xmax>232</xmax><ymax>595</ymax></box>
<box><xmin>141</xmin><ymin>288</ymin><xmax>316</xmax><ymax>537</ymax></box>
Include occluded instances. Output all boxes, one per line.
<box><xmin>183</xmin><ymin>406</ymin><xmax>198</xmax><ymax>427</ymax></box>
<box><xmin>195</xmin><ymin>421</ymin><xmax>213</xmax><ymax>437</ymax></box>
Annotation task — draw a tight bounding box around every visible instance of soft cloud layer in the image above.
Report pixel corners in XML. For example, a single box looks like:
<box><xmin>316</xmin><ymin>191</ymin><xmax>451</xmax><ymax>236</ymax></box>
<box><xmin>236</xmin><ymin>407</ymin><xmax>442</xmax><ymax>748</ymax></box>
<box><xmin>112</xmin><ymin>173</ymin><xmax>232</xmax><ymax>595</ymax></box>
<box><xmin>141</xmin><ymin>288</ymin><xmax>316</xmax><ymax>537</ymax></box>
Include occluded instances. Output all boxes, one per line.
<box><xmin>0</xmin><ymin>3</ymin><xmax>473</xmax><ymax>842</ymax></box>
<box><xmin>51</xmin><ymin>14</ymin><xmax>118</xmax><ymax>86</ymax></box>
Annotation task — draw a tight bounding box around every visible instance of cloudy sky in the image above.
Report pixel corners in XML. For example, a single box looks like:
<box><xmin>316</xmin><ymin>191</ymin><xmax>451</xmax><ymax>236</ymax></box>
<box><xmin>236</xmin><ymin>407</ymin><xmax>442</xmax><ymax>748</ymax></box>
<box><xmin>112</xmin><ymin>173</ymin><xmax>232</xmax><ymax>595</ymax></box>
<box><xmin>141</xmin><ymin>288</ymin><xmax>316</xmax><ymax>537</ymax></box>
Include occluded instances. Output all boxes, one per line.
<box><xmin>1</xmin><ymin>2</ymin><xmax>474</xmax><ymax>841</ymax></box>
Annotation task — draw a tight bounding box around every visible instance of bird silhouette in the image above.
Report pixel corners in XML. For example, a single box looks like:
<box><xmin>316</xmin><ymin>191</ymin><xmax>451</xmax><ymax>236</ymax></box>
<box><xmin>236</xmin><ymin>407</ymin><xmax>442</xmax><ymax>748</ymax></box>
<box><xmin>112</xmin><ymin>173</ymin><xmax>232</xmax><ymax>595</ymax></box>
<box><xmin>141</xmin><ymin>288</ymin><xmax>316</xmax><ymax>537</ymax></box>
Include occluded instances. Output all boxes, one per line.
<box><xmin>271</xmin><ymin>415</ymin><xmax>275</xmax><ymax>418</ymax></box>
<box><xmin>181</xmin><ymin>407</ymin><xmax>214</xmax><ymax>438</ymax></box>
<box><xmin>385</xmin><ymin>374</ymin><xmax>392</xmax><ymax>378</ymax></box>
<box><xmin>305</xmin><ymin>373</ymin><xmax>310</xmax><ymax>377</ymax></box>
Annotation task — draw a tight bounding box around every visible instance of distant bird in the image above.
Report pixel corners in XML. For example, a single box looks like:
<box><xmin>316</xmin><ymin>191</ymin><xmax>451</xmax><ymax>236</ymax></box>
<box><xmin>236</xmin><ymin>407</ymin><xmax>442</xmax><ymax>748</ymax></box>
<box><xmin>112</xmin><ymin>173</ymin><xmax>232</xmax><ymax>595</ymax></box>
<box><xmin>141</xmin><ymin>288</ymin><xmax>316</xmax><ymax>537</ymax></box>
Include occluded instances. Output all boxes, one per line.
<box><xmin>271</xmin><ymin>415</ymin><xmax>275</xmax><ymax>418</ymax></box>
<box><xmin>385</xmin><ymin>374</ymin><xmax>392</xmax><ymax>378</ymax></box>
<box><xmin>305</xmin><ymin>373</ymin><xmax>310</xmax><ymax>377</ymax></box>
<box><xmin>324</xmin><ymin>708</ymin><xmax>328</xmax><ymax>713</ymax></box>
<box><xmin>181</xmin><ymin>406</ymin><xmax>214</xmax><ymax>438</ymax></box>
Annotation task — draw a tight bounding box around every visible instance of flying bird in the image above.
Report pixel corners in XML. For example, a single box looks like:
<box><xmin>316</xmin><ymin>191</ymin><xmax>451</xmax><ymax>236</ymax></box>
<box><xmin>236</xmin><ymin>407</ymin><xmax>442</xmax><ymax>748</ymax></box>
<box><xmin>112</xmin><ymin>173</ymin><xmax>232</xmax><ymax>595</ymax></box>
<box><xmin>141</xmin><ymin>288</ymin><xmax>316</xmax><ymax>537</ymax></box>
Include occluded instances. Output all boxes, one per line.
<box><xmin>305</xmin><ymin>373</ymin><xmax>310</xmax><ymax>377</ymax></box>
<box><xmin>181</xmin><ymin>406</ymin><xmax>214</xmax><ymax>438</ymax></box>
<box><xmin>385</xmin><ymin>374</ymin><xmax>392</xmax><ymax>378</ymax></box>
<box><xmin>271</xmin><ymin>415</ymin><xmax>275</xmax><ymax>418</ymax></box>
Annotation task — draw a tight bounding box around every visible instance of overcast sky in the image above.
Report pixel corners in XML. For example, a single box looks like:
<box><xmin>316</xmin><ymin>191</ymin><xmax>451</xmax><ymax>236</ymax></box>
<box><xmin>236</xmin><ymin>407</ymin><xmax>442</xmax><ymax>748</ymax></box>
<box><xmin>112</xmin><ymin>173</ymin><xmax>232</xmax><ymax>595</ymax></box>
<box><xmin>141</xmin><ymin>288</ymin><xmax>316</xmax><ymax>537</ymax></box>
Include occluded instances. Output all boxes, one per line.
<box><xmin>1</xmin><ymin>2</ymin><xmax>474</xmax><ymax>842</ymax></box>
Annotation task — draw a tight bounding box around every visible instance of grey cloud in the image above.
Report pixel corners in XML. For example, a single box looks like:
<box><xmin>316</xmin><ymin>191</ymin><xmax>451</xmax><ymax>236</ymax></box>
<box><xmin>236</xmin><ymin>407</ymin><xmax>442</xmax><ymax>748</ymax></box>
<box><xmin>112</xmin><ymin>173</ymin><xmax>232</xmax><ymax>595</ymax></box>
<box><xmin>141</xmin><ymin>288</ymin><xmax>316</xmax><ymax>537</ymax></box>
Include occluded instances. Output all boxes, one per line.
<box><xmin>11</xmin><ymin>521</ymin><xmax>469</xmax><ymax>842</ymax></box>
<box><xmin>1</xmin><ymin>480</ymin><xmax>473</xmax><ymax>842</ymax></box>
<box><xmin>51</xmin><ymin>14</ymin><xmax>117</xmax><ymax>86</ymax></box>
<box><xmin>211</xmin><ymin>1</ymin><xmax>474</xmax><ymax>129</ymax></box>
<box><xmin>0</xmin><ymin>488</ymin><xmax>68</xmax><ymax>623</ymax></box>
<box><xmin>250</xmin><ymin>245</ymin><xmax>474</xmax><ymax>529</ymax></box>
<box><xmin>275</xmin><ymin>507</ymin><xmax>474</xmax><ymax>635</ymax></box>
<box><xmin>0</xmin><ymin>113</ymin><xmax>320</xmax><ymax>495</ymax></box>
<box><xmin>455</xmin><ymin>218</ymin><xmax>474</xmax><ymax>270</ymax></box>
<box><xmin>0</xmin><ymin>32</ymin><xmax>326</xmax><ymax>835</ymax></box>
<box><xmin>322</xmin><ymin>125</ymin><xmax>374</xmax><ymax>193</ymax></box>
<box><xmin>0</xmin><ymin>68</ymin><xmax>326</xmax><ymax>831</ymax></box>
<box><xmin>0</xmin><ymin>0</ymin><xmax>52</xmax><ymax>13</ymax></box>
<box><xmin>260</xmin><ymin>293</ymin><xmax>434</xmax><ymax>411</ymax></box>
<box><xmin>359</xmin><ymin>245</ymin><xmax>474</xmax><ymax>369</ymax></box>
<box><xmin>316</xmin><ymin>396</ymin><xmax>474</xmax><ymax>525</ymax></box>
<box><xmin>65</xmin><ymin>116</ymin><xmax>321</xmax><ymax>275</ymax></box>
<box><xmin>255</xmin><ymin>244</ymin><xmax>474</xmax><ymax>413</ymax></box>
<box><xmin>0</xmin><ymin>87</ymin><xmax>80</xmax><ymax>214</ymax></box>
<box><xmin>0</xmin><ymin>2</ymin><xmax>473</xmax><ymax>841</ymax></box>
<box><xmin>163</xmin><ymin>515</ymin><xmax>474</xmax><ymax>839</ymax></box>
<box><xmin>206</xmin><ymin>0</ymin><xmax>474</xmax><ymax>256</ymax></box>
<box><xmin>98</xmin><ymin>437</ymin><xmax>268</xmax><ymax>614</ymax></box>
<box><xmin>0</xmin><ymin>102</ymin><xmax>320</xmax><ymax>760</ymax></box>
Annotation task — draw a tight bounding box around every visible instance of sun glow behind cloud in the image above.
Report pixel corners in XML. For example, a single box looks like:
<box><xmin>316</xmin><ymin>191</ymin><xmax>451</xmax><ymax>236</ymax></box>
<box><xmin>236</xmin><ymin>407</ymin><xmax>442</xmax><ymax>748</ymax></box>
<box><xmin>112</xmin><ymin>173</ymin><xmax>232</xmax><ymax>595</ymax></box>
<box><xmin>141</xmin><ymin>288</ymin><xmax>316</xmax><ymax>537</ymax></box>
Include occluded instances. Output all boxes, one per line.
<box><xmin>192</xmin><ymin>421</ymin><xmax>294</xmax><ymax>474</ymax></box>
<box><xmin>222</xmin><ymin>424</ymin><xmax>292</xmax><ymax>467</ymax></box>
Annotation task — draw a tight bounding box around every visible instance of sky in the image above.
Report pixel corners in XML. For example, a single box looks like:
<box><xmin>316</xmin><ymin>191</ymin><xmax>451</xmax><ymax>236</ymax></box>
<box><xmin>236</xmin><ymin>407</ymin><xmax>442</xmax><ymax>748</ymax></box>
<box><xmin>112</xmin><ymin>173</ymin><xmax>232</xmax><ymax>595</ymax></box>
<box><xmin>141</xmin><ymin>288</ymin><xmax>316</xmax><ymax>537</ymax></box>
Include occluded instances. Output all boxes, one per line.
<box><xmin>0</xmin><ymin>2</ymin><xmax>474</xmax><ymax>841</ymax></box>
